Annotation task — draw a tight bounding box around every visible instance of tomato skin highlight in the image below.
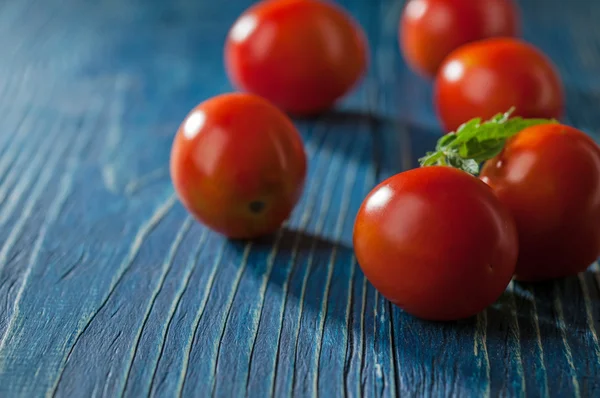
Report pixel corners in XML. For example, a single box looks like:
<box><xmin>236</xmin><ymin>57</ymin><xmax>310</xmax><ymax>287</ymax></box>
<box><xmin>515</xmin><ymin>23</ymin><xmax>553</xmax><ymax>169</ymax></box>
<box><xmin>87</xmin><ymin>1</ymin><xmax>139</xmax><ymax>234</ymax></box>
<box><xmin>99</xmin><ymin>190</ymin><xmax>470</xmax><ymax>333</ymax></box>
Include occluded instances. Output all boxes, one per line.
<box><xmin>400</xmin><ymin>0</ymin><xmax>520</xmax><ymax>78</ymax></box>
<box><xmin>435</xmin><ymin>38</ymin><xmax>564</xmax><ymax>133</ymax></box>
<box><xmin>225</xmin><ymin>0</ymin><xmax>368</xmax><ymax>115</ymax></box>
<box><xmin>170</xmin><ymin>93</ymin><xmax>307</xmax><ymax>239</ymax></box>
<box><xmin>480</xmin><ymin>124</ymin><xmax>600</xmax><ymax>281</ymax></box>
<box><xmin>353</xmin><ymin>167</ymin><xmax>518</xmax><ymax>321</ymax></box>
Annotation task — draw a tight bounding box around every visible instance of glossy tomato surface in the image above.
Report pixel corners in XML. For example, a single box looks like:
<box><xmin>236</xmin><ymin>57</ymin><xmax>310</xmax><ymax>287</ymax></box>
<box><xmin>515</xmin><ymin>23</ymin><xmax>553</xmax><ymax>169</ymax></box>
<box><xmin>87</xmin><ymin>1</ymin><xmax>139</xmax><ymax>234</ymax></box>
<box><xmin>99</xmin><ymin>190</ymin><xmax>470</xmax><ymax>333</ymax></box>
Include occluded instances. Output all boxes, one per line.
<box><xmin>400</xmin><ymin>0</ymin><xmax>520</xmax><ymax>77</ymax></box>
<box><xmin>480</xmin><ymin>124</ymin><xmax>600</xmax><ymax>281</ymax></box>
<box><xmin>170</xmin><ymin>93</ymin><xmax>307</xmax><ymax>239</ymax></box>
<box><xmin>353</xmin><ymin>166</ymin><xmax>518</xmax><ymax>321</ymax></box>
<box><xmin>435</xmin><ymin>38</ymin><xmax>564</xmax><ymax>132</ymax></box>
<box><xmin>225</xmin><ymin>0</ymin><xmax>368</xmax><ymax>115</ymax></box>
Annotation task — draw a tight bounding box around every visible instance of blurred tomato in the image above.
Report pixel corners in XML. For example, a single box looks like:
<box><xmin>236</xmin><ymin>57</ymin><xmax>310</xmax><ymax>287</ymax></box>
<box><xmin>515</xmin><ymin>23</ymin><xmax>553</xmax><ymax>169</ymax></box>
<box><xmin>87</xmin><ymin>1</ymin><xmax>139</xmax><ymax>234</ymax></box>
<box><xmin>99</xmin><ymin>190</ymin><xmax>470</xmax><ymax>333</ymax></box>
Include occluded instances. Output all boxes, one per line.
<box><xmin>170</xmin><ymin>93</ymin><xmax>307</xmax><ymax>239</ymax></box>
<box><xmin>225</xmin><ymin>0</ymin><xmax>368</xmax><ymax>115</ymax></box>
<box><xmin>481</xmin><ymin>124</ymin><xmax>600</xmax><ymax>281</ymax></box>
<box><xmin>435</xmin><ymin>38</ymin><xmax>564</xmax><ymax>132</ymax></box>
<box><xmin>400</xmin><ymin>0</ymin><xmax>520</xmax><ymax>77</ymax></box>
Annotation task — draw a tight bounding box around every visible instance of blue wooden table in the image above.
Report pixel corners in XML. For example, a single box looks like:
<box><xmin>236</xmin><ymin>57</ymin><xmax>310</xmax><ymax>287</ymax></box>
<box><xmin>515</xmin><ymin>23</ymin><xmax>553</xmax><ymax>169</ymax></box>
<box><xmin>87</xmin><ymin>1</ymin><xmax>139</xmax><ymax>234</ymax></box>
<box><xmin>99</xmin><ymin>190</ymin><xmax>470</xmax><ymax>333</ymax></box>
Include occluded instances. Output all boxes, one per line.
<box><xmin>1</xmin><ymin>0</ymin><xmax>600</xmax><ymax>396</ymax></box>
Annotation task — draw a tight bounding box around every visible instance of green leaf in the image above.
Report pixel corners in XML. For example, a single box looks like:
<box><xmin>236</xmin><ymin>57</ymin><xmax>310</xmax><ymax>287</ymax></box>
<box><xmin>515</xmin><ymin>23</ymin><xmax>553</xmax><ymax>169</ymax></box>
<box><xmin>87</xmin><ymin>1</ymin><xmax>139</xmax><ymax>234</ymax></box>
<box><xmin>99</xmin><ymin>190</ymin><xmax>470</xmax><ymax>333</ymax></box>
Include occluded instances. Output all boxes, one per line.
<box><xmin>446</xmin><ymin>155</ymin><xmax>480</xmax><ymax>174</ymax></box>
<box><xmin>451</xmin><ymin>118</ymin><xmax>483</xmax><ymax>144</ymax></box>
<box><xmin>418</xmin><ymin>108</ymin><xmax>557</xmax><ymax>175</ymax></box>
<box><xmin>418</xmin><ymin>151</ymin><xmax>444</xmax><ymax>167</ymax></box>
<box><xmin>436</xmin><ymin>133</ymin><xmax>457</xmax><ymax>150</ymax></box>
<box><xmin>457</xmin><ymin>138</ymin><xmax>505</xmax><ymax>163</ymax></box>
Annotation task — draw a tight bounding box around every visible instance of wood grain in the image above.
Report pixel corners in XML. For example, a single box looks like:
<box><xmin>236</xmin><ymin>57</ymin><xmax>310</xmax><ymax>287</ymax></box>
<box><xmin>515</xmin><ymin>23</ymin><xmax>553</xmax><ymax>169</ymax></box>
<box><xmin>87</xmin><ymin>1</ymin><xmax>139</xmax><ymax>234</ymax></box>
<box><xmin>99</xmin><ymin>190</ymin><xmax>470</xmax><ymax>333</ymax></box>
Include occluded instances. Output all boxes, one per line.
<box><xmin>0</xmin><ymin>0</ymin><xmax>599</xmax><ymax>397</ymax></box>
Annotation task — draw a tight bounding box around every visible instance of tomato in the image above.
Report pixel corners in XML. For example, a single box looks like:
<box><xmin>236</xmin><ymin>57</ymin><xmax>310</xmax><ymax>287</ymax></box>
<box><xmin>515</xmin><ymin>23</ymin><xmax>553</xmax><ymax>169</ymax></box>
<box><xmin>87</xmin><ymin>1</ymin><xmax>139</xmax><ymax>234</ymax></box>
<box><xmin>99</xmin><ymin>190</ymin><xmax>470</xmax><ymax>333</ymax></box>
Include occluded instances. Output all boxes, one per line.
<box><xmin>225</xmin><ymin>0</ymin><xmax>368</xmax><ymax>115</ymax></box>
<box><xmin>170</xmin><ymin>93</ymin><xmax>307</xmax><ymax>239</ymax></box>
<box><xmin>400</xmin><ymin>0</ymin><xmax>520</xmax><ymax>77</ymax></box>
<box><xmin>353</xmin><ymin>166</ymin><xmax>518</xmax><ymax>321</ymax></box>
<box><xmin>435</xmin><ymin>38</ymin><xmax>564</xmax><ymax>133</ymax></box>
<box><xmin>480</xmin><ymin>124</ymin><xmax>600</xmax><ymax>281</ymax></box>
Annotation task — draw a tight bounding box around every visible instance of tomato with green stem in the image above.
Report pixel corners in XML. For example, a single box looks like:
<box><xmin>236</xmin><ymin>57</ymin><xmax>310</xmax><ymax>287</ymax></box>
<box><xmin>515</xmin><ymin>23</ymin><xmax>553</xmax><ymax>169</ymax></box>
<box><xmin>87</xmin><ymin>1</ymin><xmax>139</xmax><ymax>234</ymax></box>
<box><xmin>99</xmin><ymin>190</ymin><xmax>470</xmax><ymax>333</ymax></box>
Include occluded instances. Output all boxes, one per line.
<box><xmin>353</xmin><ymin>166</ymin><xmax>518</xmax><ymax>321</ymax></box>
<box><xmin>225</xmin><ymin>0</ymin><xmax>368</xmax><ymax>115</ymax></box>
<box><xmin>400</xmin><ymin>0</ymin><xmax>520</xmax><ymax>78</ymax></box>
<box><xmin>421</xmin><ymin>110</ymin><xmax>600</xmax><ymax>281</ymax></box>
<box><xmin>435</xmin><ymin>38</ymin><xmax>564</xmax><ymax>132</ymax></box>
<box><xmin>170</xmin><ymin>93</ymin><xmax>307</xmax><ymax>239</ymax></box>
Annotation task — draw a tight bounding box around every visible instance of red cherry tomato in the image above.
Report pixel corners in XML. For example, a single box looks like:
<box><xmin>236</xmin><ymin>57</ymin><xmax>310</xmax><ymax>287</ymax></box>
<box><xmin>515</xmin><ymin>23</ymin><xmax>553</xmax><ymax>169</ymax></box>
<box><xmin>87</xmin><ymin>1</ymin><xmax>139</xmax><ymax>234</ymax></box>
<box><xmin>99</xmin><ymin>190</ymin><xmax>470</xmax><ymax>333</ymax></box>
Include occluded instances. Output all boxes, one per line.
<box><xmin>170</xmin><ymin>93</ymin><xmax>307</xmax><ymax>239</ymax></box>
<box><xmin>225</xmin><ymin>0</ymin><xmax>368</xmax><ymax>115</ymax></box>
<box><xmin>353</xmin><ymin>166</ymin><xmax>518</xmax><ymax>321</ymax></box>
<box><xmin>480</xmin><ymin>124</ymin><xmax>600</xmax><ymax>281</ymax></box>
<box><xmin>435</xmin><ymin>38</ymin><xmax>564</xmax><ymax>133</ymax></box>
<box><xmin>400</xmin><ymin>0</ymin><xmax>520</xmax><ymax>77</ymax></box>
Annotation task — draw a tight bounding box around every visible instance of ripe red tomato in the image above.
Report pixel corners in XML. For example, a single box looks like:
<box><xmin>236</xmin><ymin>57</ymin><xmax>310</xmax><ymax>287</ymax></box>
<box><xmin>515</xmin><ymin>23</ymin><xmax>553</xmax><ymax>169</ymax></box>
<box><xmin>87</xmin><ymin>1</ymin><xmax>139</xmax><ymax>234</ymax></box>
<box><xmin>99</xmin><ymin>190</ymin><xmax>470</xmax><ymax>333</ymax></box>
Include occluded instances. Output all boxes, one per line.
<box><xmin>225</xmin><ymin>0</ymin><xmax>368</xmax><ymax>115</ymax></box>
<box><xmin>480</xmin><ymin>124</ymin><xmax>600</xmax><ymax>281</ymax></box>
<box><xmin>435</xmin><ymin>38</ymin><xmax>564</xmax><ymax>133</ymax></box>
<box><xmin>170</xmin><ymin>93</ymin><xmax>307</xmax><ymax>239</ymax></box>
<box><xmin>400</xmin><ymin>0</ymin><xmax>520</xmax><ymax>77</ymax></box>
<box><xmin>353</xmin><ymin>166</ymin><xmax>518</xmax><ymax>321</ymax></box>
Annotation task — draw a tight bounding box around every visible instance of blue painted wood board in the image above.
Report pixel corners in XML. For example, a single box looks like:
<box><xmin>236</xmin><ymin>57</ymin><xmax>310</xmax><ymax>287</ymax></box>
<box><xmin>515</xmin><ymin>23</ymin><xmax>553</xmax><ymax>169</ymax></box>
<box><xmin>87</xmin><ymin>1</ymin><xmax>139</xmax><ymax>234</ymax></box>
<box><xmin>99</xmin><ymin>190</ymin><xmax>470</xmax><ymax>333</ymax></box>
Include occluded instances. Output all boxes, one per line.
<box><xmin>0</xmin><ymin>0</ymin><xmax>599</xmax><ymax>396</ymax></box>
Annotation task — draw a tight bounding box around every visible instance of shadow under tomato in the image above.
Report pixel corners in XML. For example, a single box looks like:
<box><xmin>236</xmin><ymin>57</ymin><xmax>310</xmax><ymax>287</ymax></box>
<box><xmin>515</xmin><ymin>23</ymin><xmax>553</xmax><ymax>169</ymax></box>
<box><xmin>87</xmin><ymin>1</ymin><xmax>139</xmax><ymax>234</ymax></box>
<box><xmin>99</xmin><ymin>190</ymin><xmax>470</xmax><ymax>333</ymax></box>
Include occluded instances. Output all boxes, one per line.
<box><xmin>293</xmin><ymin>108</ymin><xmax>387</xmax><ymax>125</ymax></box>
<box><xmin>385</xmin><ymin>275</ymin><xmax>595</xmax><ymax>396</ymax></box>
<box><xmin>487</xmin><ymin>273</ymin><xmax>600</xmax><ymax>395</ymax></box>
<box><xmin>396</xmin><ymin>269</ymin><xmax>600</xmax><ymax>394</ymax></box>
<box><xmin>293</xmin><ymin>108</ymin><xmax>443</xmax><ymax>183</ymax></box>
<box><xmin>230</xmin><ymin>226</ymin><xmax>362</xmax><ymax>328</ymax></box>
<box><xmin>511</xmin><ymin>271</ymin><xmax>600</xmax><ymax>338</ymax></box>
<box><xmin>293</xmin><ymin>109</ymin><xmax>391</xmax><ymax>180</ymax></box>
<box><xmin>228</xmin><ymin>225</ymin><xmax>387</xmax><ymax>390</ymax></box>
<box><xmin>392</xmin><ymin>270</ymin><xmax>599</xmax><ymax>346</ymax></box>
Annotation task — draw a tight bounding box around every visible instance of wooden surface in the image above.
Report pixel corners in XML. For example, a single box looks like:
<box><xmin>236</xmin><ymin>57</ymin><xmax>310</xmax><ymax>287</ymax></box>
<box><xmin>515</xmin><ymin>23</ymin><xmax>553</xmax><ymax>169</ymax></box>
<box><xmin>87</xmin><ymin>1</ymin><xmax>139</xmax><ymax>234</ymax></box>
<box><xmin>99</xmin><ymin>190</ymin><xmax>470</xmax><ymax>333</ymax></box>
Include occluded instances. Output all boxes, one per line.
<box><xmin>1</xmin><ymin>0</ymin><xmax>600</xmax><ymax>396</ymax></box>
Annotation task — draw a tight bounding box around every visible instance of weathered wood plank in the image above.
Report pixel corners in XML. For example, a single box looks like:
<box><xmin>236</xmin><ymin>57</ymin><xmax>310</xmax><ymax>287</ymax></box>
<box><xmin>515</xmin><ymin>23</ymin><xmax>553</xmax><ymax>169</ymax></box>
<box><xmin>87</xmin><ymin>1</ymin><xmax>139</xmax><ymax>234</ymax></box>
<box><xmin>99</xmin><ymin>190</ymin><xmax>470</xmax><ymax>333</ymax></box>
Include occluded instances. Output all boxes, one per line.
<box><xmin>0</xmin><ymin>0</ymin><xmax>600</xmax><ymax>397</ymax></box>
